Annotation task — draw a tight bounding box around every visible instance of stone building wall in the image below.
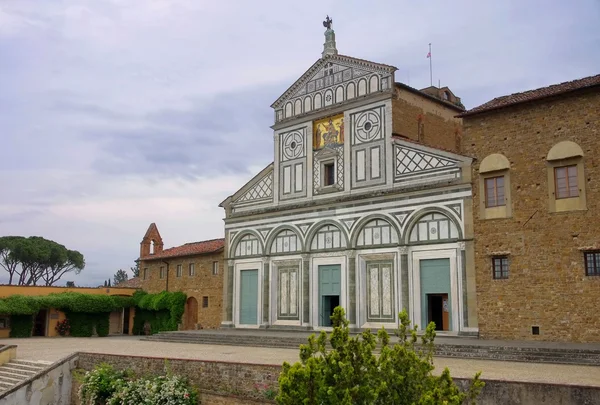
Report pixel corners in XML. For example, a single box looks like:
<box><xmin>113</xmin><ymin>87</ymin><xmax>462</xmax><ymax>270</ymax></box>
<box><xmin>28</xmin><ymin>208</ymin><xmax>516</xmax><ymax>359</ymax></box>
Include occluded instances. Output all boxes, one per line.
<box><xmin>392</xmin><ymin>86</ymin><xmax>463</xmax><ymax>153</ymax></box>
<box><xmin>462</xmin><ymin>89</ymin><xmax>600</xmax><ymax>342</ymax></box>
<box><xmin>139</xmin><ymin>252</ymin><xmax>224</xmax><ymax>329</ymax></box>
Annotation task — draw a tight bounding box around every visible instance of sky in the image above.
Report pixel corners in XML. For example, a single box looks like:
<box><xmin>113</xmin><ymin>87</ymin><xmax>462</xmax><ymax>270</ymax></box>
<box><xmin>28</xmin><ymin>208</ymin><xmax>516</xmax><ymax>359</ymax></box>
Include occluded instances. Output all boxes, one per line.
<box><xmin>1</xmin><ymin>0</ymin><xmax>599</xmax><ymax>287</ymax></box>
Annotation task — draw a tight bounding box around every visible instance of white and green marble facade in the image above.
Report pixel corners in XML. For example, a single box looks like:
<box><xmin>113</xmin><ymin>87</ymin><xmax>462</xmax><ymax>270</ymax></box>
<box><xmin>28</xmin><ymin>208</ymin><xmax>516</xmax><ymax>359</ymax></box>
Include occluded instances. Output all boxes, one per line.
<box><xmin>219</xmin><ymin>51</ymin><xmax>477</xmax><ymax>334</ymax></box>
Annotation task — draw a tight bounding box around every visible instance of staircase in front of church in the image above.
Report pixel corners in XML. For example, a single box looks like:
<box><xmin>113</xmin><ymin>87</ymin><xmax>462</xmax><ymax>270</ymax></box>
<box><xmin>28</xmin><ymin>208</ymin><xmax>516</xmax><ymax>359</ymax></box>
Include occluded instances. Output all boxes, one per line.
<box><xmin>143</xmin><ymin>329</ymin><xmax>600</xmax><ymax>366</ymax></box>
<box><xmin>0</xmin><ymin>359</ymin><xmax>54</xmax><ymax>393</ymax></box>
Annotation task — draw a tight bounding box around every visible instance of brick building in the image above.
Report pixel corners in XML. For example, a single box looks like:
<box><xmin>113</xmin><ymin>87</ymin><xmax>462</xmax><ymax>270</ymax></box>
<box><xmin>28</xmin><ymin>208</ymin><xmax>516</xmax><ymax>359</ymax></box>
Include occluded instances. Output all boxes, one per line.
<box><xmin>460</xmin><ymin>74</ymin><xmax>600</xmax><ymax>342</ymax></box>
<box><xmin>219</xmin><ymin>20</ymin><xmax>479</xmax><ymax>334</ymax></box>
<box><xmin>138</xmin><ymin>223</ymin><xmax>225</xmax><ymax>329</ymax></box>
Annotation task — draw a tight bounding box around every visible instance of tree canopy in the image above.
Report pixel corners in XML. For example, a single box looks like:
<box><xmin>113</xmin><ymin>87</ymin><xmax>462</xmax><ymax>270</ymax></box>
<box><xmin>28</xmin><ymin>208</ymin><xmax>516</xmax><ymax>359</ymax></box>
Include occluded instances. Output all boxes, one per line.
<box><xmin>0</xmin><ymin>236</ymin><xmax>85</xmax><ymax>286</ymax></box>
<box><xmin>114</xmin><ymin>269</ymin><xmax>128</xmax><ymax>286</ymax></box>
<box><xmin>276</xmin><ymin>307</ymin><xmax>483</xmax><ymax>405</ymax></box>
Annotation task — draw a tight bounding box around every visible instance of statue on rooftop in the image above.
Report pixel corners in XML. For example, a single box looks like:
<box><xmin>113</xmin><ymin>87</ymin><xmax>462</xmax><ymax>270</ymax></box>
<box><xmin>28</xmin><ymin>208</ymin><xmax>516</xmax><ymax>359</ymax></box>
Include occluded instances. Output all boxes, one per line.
<box><xmin>323</xmin><ymin>15</ymin><xmax>333</xmax><ymax>30</ymax></box>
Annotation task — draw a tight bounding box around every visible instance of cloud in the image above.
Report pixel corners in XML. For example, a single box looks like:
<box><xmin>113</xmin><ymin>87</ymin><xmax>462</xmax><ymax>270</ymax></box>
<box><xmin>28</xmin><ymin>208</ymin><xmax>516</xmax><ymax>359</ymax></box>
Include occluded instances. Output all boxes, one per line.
<box><xmin>0</xmin><ymin>0</ymin><xmax>599</xmax><ymax>287</ymax></box>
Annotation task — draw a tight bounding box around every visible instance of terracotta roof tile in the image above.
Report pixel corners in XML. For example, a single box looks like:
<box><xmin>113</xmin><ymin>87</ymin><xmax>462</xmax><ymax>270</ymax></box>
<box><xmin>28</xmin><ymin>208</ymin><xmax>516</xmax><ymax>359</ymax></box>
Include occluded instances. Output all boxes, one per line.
<box><xmin>459</xmin><ymin>74</ymin><xmax>600</xmax><ymax>117</ymax></box>
<box><xmin>141</xmin><ymin>238</ymin><xmax>224</xmax><ymax>260</ymax></box>
<box><xmin>115</xmin><ymin>277</ymin><xmax>142</xmax><ymax>288</ymax></box>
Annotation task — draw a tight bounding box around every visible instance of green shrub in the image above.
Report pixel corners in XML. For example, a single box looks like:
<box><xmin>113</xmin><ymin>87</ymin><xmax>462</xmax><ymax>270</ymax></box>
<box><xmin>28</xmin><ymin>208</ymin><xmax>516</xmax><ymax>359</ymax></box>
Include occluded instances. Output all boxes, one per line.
<box><xmin>78</xmin><ymin>363</ymin><xmax>198</xmax><ymax>405</ymax></box>
<box><xmin>132</xmin><ymin>291</ymin><xmax>186</xmax><ymax>335</ymax></box>
<box><xmin>9</xmin><ymin>315</ymin><xmax>33</xmax><ymax>337</ymax></box>
<box><xmin>276</xmin><ymin>307</ymin><xmax>484</xmax><ymax>405</ymax></box>
<box><xmin>77</xmin><ymin>363</ymin><xmax>127</xmax><ymax>405</ymax></box>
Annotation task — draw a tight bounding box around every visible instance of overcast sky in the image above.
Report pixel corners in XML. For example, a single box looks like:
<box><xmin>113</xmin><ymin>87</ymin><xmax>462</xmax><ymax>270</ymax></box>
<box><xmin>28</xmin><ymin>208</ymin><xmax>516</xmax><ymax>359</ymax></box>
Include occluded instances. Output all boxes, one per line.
<box><xmin>1</xmin><ymin>0</ymin><xmax>598</xmax><ymax>287</ymax></box>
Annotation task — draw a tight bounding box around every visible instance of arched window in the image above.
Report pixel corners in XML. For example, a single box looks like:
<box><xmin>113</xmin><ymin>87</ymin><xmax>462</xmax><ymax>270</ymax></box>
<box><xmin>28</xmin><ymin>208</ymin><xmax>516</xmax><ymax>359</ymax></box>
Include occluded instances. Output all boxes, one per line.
<box><xmin>310</xmin><ymin>224</ymin><xmax>346</xmax><ymax>250</ymax></box>
<box><xmin>270</xmin><ymin>229</ymin><xmax>301</xmax><ymax>254</ymax></box>
<box><xmin>479</xmin><ymin>153</ymin><xmax>511</xmax><ymax>219</ymax></box>
<box><xmin>150</xmin><ymin>240</ymin><xmax>155</xmax><ymax>255</ymax></box>
<box><xmin>409</xmin><ymin>213</ymin><xmax>459</xmax><ymax>243</ymax></box>
<box><xmin>546</xmin><ymin>141</ymin><xmax>586</xmax><ymax>212</ymax></box>
<box><xmin>234</xmin><ymin>233</ymin><xmax>262</xmax><ymax>257</ymax></box>
<box><xmin>356</xmin><ymin>219</ymin><xmax>399</xmax><ymax>247</ymax></box>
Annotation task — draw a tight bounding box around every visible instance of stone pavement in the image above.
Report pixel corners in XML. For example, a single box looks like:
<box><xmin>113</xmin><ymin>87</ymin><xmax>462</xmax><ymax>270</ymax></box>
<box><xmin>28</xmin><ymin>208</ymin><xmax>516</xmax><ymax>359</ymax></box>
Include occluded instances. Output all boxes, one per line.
<box><xmin>3</xmin><ymin>335</ymin><xmax>600</xmax><ymax>387</ymax></box>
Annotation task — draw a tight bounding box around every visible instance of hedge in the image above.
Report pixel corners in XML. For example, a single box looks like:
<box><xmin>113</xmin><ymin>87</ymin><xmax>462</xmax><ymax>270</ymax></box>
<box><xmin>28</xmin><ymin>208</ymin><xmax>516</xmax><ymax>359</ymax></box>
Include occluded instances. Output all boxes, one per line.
<box><xmin>9</xmin><ymin>315</ymin><xmax>33</xmax><ymax>338</ymax></box>
<box><xmin>0</xmin><ymin>290</ymin><xmax>186</xmax><ymax>337</ymax></box>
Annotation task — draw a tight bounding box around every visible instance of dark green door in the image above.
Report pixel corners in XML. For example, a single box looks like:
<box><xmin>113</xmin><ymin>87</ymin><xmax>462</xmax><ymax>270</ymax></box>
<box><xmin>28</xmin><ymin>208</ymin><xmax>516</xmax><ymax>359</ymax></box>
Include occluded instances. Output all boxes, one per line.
<box><xmin>240</xmin><ymin>270</ymin><xmax>258</xmax><ymax>325</ymax></box>
<box><xmin>319</xmin><ymin>265</ymin><xmax>341</xmax><ymax>326</ymax></box>
<box><xmin>420</xmin><ymin>259</ymin><xmax>451</xmax><ymax>330</ymax></box>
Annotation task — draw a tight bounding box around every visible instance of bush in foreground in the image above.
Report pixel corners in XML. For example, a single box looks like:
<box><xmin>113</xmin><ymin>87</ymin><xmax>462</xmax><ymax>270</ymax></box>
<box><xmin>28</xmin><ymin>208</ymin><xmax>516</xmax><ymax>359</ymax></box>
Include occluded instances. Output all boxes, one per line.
<box><xmin>277</xmin><ymin>307</ymin><xmax>483</xmax><ymax>405</ymax></box>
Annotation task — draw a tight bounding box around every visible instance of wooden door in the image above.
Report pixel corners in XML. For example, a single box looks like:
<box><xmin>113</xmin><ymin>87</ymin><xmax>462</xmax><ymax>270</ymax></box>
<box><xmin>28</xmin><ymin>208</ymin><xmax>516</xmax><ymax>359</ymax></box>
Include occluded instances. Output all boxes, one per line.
<box><xmin>109</xmin><ymin>311</ymin><xmax>122</xmax><ymax>334</ymax></box>
<box><xmin>185</xmin><ymin>297</ymin><xmax>198</xmax><ymax>330</ymax></box>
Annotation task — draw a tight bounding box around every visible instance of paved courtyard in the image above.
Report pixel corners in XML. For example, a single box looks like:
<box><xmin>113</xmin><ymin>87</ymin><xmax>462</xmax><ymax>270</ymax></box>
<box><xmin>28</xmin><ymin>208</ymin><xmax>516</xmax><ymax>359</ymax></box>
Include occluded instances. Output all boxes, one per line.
<box><xmin>3</xmin><ymin>335</ymin><xmax>600</xmax><ymax>387</ymax></box>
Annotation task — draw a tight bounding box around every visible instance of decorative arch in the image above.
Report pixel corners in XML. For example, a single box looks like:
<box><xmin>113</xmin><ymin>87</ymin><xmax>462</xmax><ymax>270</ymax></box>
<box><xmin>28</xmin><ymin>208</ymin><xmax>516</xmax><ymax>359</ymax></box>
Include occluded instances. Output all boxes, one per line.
<box><xmin>284</xmin><ymin>102</ymin><xmax>293</xmax><ymax>118</ymax></box>
<box><xmin>547</xmin><ymin>141</ymin><xmax>584</xmax><ymax>161</ymax></box>
<box><xmin>479</xmin><ymin>153</ymin><xmax>510</xmax><ymax>173</ymax></box>
<box><xmin>230</xmin><ymin>230</ymin><xmax>264</xmax><ymax>258</ymax></box>
<box><xmin>346</xmin><ymin>82</ymin><xmax>356</xmax><ymax>100</ymax></box>
<box><xmin>369</xmin><ymin>75</ymin><xmax>379</xmax><ymax>93</ymax></box>
<box><xmin>306</xmin><ymin>221</ymin><xmax>348</xmax><ymax>251</ymax></box>
<box><xmin>350</xmin><ymin>214</ymin><xmax>401</xmax><ymax>248</ymax></box>
<box><xmin>294</xmin><ymin>99</ymin><xmax>302</xmax><ymax>116</ymax></box>
<box><xmin>335</xmin><ymin>86</ymin><xmax>344</xmax><ymax>103</ymax></box>
<box><xmin>314</xmin><ymin>93</ymin><xmax>323</xmax><ymax>109</ymax></box>
<box><xmin>358</xmin><ymin>78</ymin><xmax>367</xmax><ymax>96</ymax></box>
<box><xmin>265</xmin><ymin>225</ymin><xmax>303</xmax><ymax>254</ymax></box>
<box><xmin>404</xmin><ymin>207</ymin><xmax>462</xmax><ymax>244</ymax></box>
<box><xmin>304</xmin><ymin>96</ymin><xmax>312</xmax><ymax>113</ymax></box>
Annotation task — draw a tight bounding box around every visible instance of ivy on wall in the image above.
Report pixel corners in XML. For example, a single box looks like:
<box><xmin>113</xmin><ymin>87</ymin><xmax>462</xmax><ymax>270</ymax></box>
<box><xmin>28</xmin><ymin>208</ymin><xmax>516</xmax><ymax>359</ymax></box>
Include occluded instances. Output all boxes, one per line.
<box><xmin>132</xmin><ymin>291</ymin><xmax>186</xmax><ymax>335</ymax></box>
<box><xmin>0</xmin><ymin>290</ymin><xmax>186</xmax><ymax>337</ymax></box>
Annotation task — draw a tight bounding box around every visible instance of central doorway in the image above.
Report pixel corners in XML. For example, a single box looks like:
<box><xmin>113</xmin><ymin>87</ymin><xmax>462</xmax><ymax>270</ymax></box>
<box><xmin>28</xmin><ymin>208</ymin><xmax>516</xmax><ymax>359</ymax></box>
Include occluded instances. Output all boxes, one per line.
<box><xmin>427</xmin><ymin>293</ymin><xmax>449</xmax><ymax>331</ymax></box>
<box><xmin>318</xmin><ymin>265</ymin><xmax>341</xmax><ymax>326</ymax></box>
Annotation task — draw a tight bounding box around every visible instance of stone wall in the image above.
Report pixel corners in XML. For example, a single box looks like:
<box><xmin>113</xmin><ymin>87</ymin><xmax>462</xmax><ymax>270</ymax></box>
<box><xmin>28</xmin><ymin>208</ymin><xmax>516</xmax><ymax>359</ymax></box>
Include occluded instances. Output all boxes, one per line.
<box><xmin>139</xmin><ymin>251</ymin><xmax>224</xmax><ymax>329</ymax></box>
<box><xmin>462</xmin><ymin>89</ymin><xmax>600</xmax><ymax>342</ymax></box>
<box><xmin>73</xmin><ymin>352</ymin><xmax>600</xmax><ymax>405</ymax></box>
<box><xmin>0</xmin><ymin>354</ymin><xmax>76</xmax><ymax>405</ymax></box>
<box><xmin>75</xmin><ymin>352</ymin><xmax>278</xmax><ymax>403</ymax></box>
<box><xmin>392</xmin><ymin>86</ymin><xmax>463</xmax><ymax>153</ymax></box>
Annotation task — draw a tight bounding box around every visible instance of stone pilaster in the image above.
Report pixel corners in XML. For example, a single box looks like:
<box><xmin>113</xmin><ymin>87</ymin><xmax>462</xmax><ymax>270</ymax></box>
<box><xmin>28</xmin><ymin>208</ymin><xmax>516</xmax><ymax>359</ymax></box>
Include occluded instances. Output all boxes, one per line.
<box><xmin>348</xmin><ymin>256</ymin><xmax>356</xmax><ymax>325</ymax></box>
<box><xmin>224</xmin><ymin>263</ymin><xmax>234</xmax><ymax>324</ymax></box>
<box><xmin>400</xmin><ymin>253</ymin><xmax>409</xmax><ymax>317</ymax></box>
<box><xmin>263</xmin><ymin>263</ymin><xmax>270</xmax><ymax>324</ymax></box>
<box><xmin>303</xmin><ymin>259</ymin><xmax>310</xmax><ymax>325</ymax></box>
<box><xmin>460</xmin><ymin>249</ymin><xmax>468</xmax><ymax>328</ymax></box>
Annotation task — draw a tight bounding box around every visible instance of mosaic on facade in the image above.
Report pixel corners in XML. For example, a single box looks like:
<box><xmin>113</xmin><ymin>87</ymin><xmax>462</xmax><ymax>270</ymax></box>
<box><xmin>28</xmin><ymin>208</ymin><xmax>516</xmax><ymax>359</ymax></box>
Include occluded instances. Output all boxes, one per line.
<box><xmin>313</xmin><ymin>113</ymin><xmax>344</xmax><ymax>149</ymax></box>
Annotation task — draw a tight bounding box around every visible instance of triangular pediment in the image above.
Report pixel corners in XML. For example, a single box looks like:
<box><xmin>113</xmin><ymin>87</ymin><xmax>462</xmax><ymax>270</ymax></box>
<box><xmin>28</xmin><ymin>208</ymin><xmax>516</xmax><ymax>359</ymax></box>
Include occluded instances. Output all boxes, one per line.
<box><xmin>393</xmin><ymin>139</ymin><xmax>472</xmax><ymax>182</ymax></box>
<box><xmin>231</xmin><ymin>163</ymin><xmax>274</xmax><ymax>205</ymax></box>
<box><xmin>272</xmin><ymin>54</ymin><xmax>397</xmax><ymax>119</ymax></box>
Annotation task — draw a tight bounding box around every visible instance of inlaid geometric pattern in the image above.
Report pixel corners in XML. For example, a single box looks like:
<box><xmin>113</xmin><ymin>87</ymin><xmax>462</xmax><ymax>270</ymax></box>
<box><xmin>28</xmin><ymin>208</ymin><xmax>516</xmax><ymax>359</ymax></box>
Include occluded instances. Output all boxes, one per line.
<box><xmin>236</xmin><ymin>172</ymin><xmax>273</xmax><ymax>203</ymax></box>
<box><xmin>357</xmin><ymin>219</ymin><xmax>398</xmax><ymax>247</ymax></box>
<box><xmin>271</xmin><ymin>230</ymin><xmax>301</xmax><ymax>254</ymax></box>
<box><xmin>313</xmin><ymin>146</ymin><xmax>344</xmax><ymax>195</ymax></box>
<box><xmin>367</xmin><ymin>262</ymin><xmax>394</xmax><ymax>322</ymax></box>
<box><xmin>310</xmin><ymin>224</ymin><xmax>346</xmax><ymax>250</ymax></box>
<box><xmin>282</xmin><ymin>130</ymin><xmax>305</xmax><ymax>161</ymax></box>
<box><xmin>278</xmin><ymin>267</ymin><xmax>299</xmax><ymax>320</ymax></box>
<box><xmin>395</xmin><ymin>146</ymin><xmax>456</xmax><ymax>175</ymax></box>
<box><xmin>353</xmin><ymin>109</ymin><xmax>382</xmax><ymax>144</ymax></box>
<box><xmin>409</xmin><ymin>213</ymin><xmax>459</xmax><ymax>243</ymax></box>
<box><xmin>234</xmin><ymin>234</ymin><xmax>262</xmax><ymax>257</ymax></box>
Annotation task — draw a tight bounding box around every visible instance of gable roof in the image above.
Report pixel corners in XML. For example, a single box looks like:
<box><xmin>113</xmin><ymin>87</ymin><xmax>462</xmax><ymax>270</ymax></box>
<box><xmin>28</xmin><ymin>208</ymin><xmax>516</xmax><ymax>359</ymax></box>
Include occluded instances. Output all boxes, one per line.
<box><xmin>459</xmin><ymin>74</ymin><xmax>600</xmax><ymax>117</ymax></box>
<box><xmin>140</xmin><ymin>238</ymin><xmax>224</xmax><ymax>261</ymax></box>
<box><xmin>271</xmin><ymin>54</ymin><xmax>397</xmax><ymax>109</ymax></box>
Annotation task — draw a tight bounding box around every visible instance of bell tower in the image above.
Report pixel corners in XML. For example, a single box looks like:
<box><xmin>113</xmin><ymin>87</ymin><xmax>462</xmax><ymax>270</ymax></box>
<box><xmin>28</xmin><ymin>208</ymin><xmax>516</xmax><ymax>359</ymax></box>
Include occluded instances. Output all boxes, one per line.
<box><xmin>140</xmin><ymin>222</ymin><xmax>164</xmax><ymax>257</ymax></box>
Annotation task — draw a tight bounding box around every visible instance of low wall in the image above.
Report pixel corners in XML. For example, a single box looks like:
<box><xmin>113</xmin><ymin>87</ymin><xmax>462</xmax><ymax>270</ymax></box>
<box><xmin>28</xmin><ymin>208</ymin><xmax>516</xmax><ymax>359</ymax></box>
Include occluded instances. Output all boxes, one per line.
<box><xmin>73</xmin><ymin>352</ymin><xmax>600</xmax><ymax>405</ymax></box>
<box><xmin>1</xmin><ymin>354</ymin><xmax>77</xmax><ymax>405</ymax></box>
<box><xmin>0</xmin><ymin>345</ymin><xmax>17</xmax><ymax>365</ymax></box>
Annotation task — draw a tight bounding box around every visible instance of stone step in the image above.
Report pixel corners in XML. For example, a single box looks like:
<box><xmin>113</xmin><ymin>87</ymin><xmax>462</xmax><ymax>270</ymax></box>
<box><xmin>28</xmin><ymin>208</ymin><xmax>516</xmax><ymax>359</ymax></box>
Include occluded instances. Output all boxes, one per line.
<box><xmin>0</xmin><ymin>374</ymin><xmax>25</xmax><ymax>383</ymax></box>
<box><xmin>5</xmin><ymin>361</ymin><xmax>46</xmax><ymax>372</ymax></box>
<box><xmin>0</xmin><ymin>367</ymin><xmax>37</xmax><ymax>377</ymax></box>
<box><xmin>142</xmin><ymin>332</ymin><xmax>600</xmax><ymax>366</ymax></box>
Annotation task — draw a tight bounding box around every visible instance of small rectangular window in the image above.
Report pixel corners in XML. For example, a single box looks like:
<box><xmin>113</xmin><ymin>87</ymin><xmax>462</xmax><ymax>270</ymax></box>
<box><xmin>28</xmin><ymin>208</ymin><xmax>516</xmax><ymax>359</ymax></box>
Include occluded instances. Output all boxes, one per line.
<box><xmin>189</xmin><ymin>263</ymin><xmax>195</xmax><ymax>276</ymax></box>
<box><xmin>212</xmin><ymin>261</ymin><xmax>219</xmax><ymax>276</ymax></box>
<box><xmin>555</xmin><ymin>165</ymin><xmax>578</xmax><ymax>199</ymax></box>
<box><xmin>159</xmin><ymin>266</ymin><xmax>165</xmax><ymax>279</ymax></box>
<box><xmin>176</xmin><ymin>264</ymin><xmax>182</xmax><ymax>277</ymax></box>
<box><xmin>484</xmin><ymin>176</ymin><xmax>505</xmax><ymax>207</ymax></box>
<box><xmin>584</xmin><ymin>251</ymin><xmax>600</xmax><ymax>276</ymax></box>
<box><xmin>492</xmin><ymin>256</ymin><xmax>509</xmax><ymax>279</ymax></box>
<box><xmin>143</xmin><ymin>268</ymin><xmax>148</xmax><ymax>280</ymax></box>
<box><xmin>323</xmin><ymin>162</ymin><xmax>335</xmax><ymax>186</ymax></box>
<box><xmin>202</xmin><ymin>296</ymin><xmax>209</xmax><ymax>308</ymax></box>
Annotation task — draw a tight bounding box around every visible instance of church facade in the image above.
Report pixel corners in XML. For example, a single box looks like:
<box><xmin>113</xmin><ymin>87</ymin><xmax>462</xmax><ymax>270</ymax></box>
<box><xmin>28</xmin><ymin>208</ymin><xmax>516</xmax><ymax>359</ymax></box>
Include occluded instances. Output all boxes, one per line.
<box><xmin>219</xmin><ymin>22</ymin><xmax>478</xmax><ymax>334</ymax></box>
